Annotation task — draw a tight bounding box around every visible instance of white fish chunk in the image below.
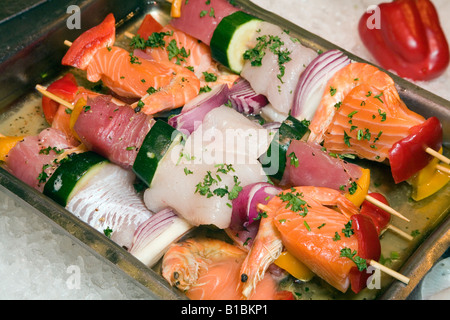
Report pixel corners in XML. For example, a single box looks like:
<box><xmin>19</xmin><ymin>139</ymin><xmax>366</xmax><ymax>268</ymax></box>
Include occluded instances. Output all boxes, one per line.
<box><xmin>66</xmin><ymin>163</ymin><xmax>152</xmax><ymax>249</ymax></box>
<box><xmin>144</xmin><ymin>106</ymin><xmax>272</xmax><ymax>229</ymax></box>
<box><xmin>241</xmin><ymin>22</ymin><xmax>317</xmax><ymax>115</ymax></box>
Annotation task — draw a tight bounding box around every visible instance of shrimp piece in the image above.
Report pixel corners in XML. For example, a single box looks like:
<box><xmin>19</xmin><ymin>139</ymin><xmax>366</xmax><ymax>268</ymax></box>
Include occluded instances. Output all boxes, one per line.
<box><xmin>307</xmin><ymin>62</ymin><xmax>420</xmax><ymax>143</ymax></box>
<box><xmin>86</xmin><ymin>46</ymin><xmax>200</xmax><ymax>114</ymax></box>
<box><xmin>239</xmin><ymin>186</ymin><xmax>359</xmax><ymax>298</ymax></box>
<box><xmin>161</xmin><ymin>238</ymin><xmax>246</xmax><ymax>292</ymax></box>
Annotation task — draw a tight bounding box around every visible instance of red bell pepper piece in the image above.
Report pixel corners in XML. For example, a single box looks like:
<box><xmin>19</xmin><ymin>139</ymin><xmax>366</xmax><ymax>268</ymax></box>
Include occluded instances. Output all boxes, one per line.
<box><xmin>349</xmin><ymin>214</ymin><xmax>381</xmax><ymax>294</ymax></box>
<box><xmin>358</xmin><ymin>0</ymin><xmax>450</xmax><ymax>81</ymax></box>
<box><xmin>62</xmin><ymin>13</ymin><xmax>116</xmax><ymax>70</ymax></box>
<box><xmin>389</xmin><ymin>116</ymin><xmax>442</xmax><ymax>183</ymax></box>
<box><xmin>274</xmin><ymin>290</ymin><xmax>295</xmax><ymax>300</ymax></box>
<box><xmin>41</xmin><ymin>73</ymin><xmax>78</xmax><ymax>124</ymax></box>
<box><xmin>137</xmin><ymin>14</ymin><xmax>164</xmax><ymax>40</ymax></box>
<box><xmin>360</xmin><ymin>193</ymin><xmax>391</xmax><ymax>235</ymax></box>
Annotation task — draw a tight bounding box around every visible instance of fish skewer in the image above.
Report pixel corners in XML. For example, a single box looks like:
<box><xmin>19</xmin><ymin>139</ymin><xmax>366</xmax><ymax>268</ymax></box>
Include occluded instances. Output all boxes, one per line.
<box><xmin>257</xmin><ymin>203</ymin><xmax>410</xmax><ymax>286</ymax></box>
<box><xmin>35</xmin><ymin>85</ymin><xmax>413</xmax><ymax>235</ymax></box>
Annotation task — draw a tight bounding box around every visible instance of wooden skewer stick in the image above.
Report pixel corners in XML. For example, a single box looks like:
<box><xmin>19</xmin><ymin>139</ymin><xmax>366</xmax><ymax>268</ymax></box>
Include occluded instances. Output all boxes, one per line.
<box><xmin>426</xmin><ymin>147</ymin><xmax>450</xmax><ymax>165</ymax></box>
<box><xmin>436</xmin><ymin>164</ymin><xmax>450</xmax><ymax>175</ymax></box>
<box><xmin>124</xmin><ymin>31</ymin><xmax>135</xmax><ymax>39</ymax></box>
<box><xmin>369</xmin><ymin>260</ymin><xmax>410</xmax><ymax>285</ymax></box>
<box><xmin>365</xmin><ymin>194</ymin><xmax>410</xmax><ymax>222</ymax></box>
<box><xmin>255</xmin><ymin>204</ymin><xmax>411</xmax><ymax>285</ymax></box>
<box><xmin>385</xmin><ymin>224</ymin><xmax>414</xmax><ymax>242</ymax></box>
<box><xmin>35</xmin><ymin>85</ymin><xmax>74</xmax><ymax>109</ymax></box>
<box><xmin>64</xmin><ymin>40</ymin><xmax>73</xmax><ymax>47</ymax></box>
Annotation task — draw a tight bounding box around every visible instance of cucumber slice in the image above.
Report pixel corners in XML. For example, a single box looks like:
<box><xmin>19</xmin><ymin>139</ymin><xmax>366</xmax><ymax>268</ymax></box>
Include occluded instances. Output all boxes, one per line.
<box><xmin>43</xmin><ymin>151</ymin><xmax>109</xmax><ymax>207</ymax></box>
<box><xmin>132</xmin><ymin>120</ymin><xmax>183</xmax><ymax>187</ymax></box>
<box><xmin>259</xmin><ymin>116</ymin><xmax>310</xmax><ymax>181</ymax></box>
<box><xmin>210</xmin><ymin>11</ymin><xmax>262</xmax><ymax>74</ymax></box>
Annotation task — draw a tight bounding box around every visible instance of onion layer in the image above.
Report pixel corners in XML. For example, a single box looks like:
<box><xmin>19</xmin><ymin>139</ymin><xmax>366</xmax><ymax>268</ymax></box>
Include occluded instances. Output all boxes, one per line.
<box><xmin>291</xmin><ymin>49</ymin><xmax>351</xmax><ymax>120</ymax></box>
<box><xmin>129</xmin><ymin>208</ymin><xmax>193</xmax><ymax>267</ymax></box>
<box><xmin>168</xmin><ymin>84</ymin><xmax>230</xmax><ymax>134</ymax></box>
<box><xmin>230</xmin><ymin>182</ymin><xmax>281</xmax><ymax>230</ymax></box>
<box><xmin>228</xmin><ymin>78</ymin><xmax>269</xmax><ymax>115</ymax></box>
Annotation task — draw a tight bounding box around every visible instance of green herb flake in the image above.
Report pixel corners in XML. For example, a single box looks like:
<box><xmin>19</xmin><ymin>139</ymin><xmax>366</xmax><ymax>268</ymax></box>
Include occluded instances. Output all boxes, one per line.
<box><xmin>340</xmin><ymin>248</ymin><xmax>367</xmax><ymax>271</ymax></box>
<box><xmin>288</xmin><ymin>151</ymin><xmax>299</xmax><ymax>168</ymax></box>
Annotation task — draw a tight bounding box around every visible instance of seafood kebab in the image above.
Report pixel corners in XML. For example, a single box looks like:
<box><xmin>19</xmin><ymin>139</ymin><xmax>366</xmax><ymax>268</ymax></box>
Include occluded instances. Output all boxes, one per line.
<box><xmin>2</xmin><ymin>0</ymin><xmax>449</xmax><ymax>299</ymax></box>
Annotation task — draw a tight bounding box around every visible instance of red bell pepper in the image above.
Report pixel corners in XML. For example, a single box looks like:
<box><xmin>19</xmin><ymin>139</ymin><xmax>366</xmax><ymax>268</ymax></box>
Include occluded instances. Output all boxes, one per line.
<box><xmin>360</xmin><ymin>193</ymin><xmax>391</xmax><ymax>235</ymax></box>
<box><xmin>358</xmin><ymin>0</ymin><xmax>450</xmax><ymax>81</ymax></box>
<box><xmin>389</xmin><ymin>116</ymin><xmax>442</xmax><ymax>183</ymax></box>
<box><xmin>348</xmin><ymin>214</ymin><xmax>381</xmax><ymax>294</ymax></box>
<box><xmin>41</xmin><ymin>73</ymin><xmax>78</xmax><ymax>124</ymax></box>
<box><xmin>62</xmin><ymin>13</ymin><xmax>116</xmax><ymax>70</ymax></box>
<box><xmin>137</xmin><ymin>14</ymin><xmax>164</xmax><ymax>40</ymax></box>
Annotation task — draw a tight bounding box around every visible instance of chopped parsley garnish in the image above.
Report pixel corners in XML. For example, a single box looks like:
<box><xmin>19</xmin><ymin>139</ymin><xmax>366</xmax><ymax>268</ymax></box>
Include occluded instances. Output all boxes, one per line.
<box><xmin>147</xmin><ymin>86</ymin><xmax>159</xmax><ymax>95</ymax></box>
<box><xmin>129</xmin><ymin>31</ymin><xmax>171</xmax><ymax>50</ymax></box>
<box><xmin>202</xmin><ymin>71</ymin><xmax>217</xmax><ymax>82</ymax></box>
<box><xmin>343</xmin><ymin>131</ymin><xmax>351</xmax><ymax>147</ymax></box>
<box><xmin>378</xmin><ymin>109</ymin><xmax>387</xmax><ymax>122</ymax></box>
<box><xmin>374</xmin><ymin>92</ymin><xmax>384</xmax><ymax>103</ymax></box>
<box><xmin>288</xmin><ymin>151</ymin><xmax>299</xmax><ymax>168</ymax></box>
<box><xmin>347</xmin><ymin>181</ymin><xmax>358</xmax><ymax>195</ymax></box>
<box><xmin>129</xmin><ymin>52</ymin><xmax>141</xmax><ymax>65</ymax></box>
<box><xmin>333</xmin><ymin>232</ymin><xmax>341</xmax><ymax>241</ymax></box>
<box><xmin>347</xmin><ymin>110</ymin><xmax>358</xmax><ymax>119</ymax></box>
<box><xmin>330</xmin><ymin>86</ymin><xmax>337</xmax><ymax>96</ymax></box>
<box><xmin>194</xmin><ymin>164</ymin><xmax>242</xmax><ymax>203</ymax></box>
<box><xmin>39</xmin><ymin>146</ymin><xmax>64</xmax><ymax>155</ymax></box>
<box><xmin>103</xmin><ymin>227</ymin><xmax>113</xmax><ymax>238</ymax></box>
<box><xmin>342</xmin><ymin>220</ymin><xmax>354</xmax><ymax>237</ymax></box>
<box><xmin>277</xmin><ymin>188</ymin><xmax>309</xmax><ymax>217</ymax></box>
<box><xmin>199</xmin><ymin>85</ymin><xmax>212</xmax><ymax>93</ymax></box>
<box><xmin>334</xmin><ymin>101</ymin><xmax>342</xmax><ymax>110</ymax></box>
<box><xmin>303</xmin><ymin>220</ymin><xmax>311</xmax><ymax>231</ymax></box>
<box><xmin>254</xmin><ymin>211</ymin><xmax>268</xmax><ymax>221</ymax></box>
<box><xmin>167</xmin><ymin>39</ymin><xmax>190</xmax><ymax>65</ymax></box>
<box><xmin>243</xmin><ymin>34</ymin><xmax>291</xmax><ymax>83</ymax></box>
<box><xmin>340</xmin><ymin>248</ymin><xmax>367</xmax><ymax>271</ymax></box>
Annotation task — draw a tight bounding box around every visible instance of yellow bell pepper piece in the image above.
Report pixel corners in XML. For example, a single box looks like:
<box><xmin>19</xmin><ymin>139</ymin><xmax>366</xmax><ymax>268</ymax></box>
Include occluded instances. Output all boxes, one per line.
<box><xmin>274</xmin><ymin>251</ymin><xmax>314</xmax><ymax>282</ymax></box>
<box><xmin>0</xmin><ymin>135</ymin><xmax>25</xmax><ymax>162</ymax></box>
<box><xmin>345</xmin><ymin>168</ymin><xmax>370</xmax><ymax>207</ymax></box>
<box><xmin>411</xmin><ymin>148</ymin><xmax>450</xmax><ymax>201</ymax></box>
<box><xmin>69</xmin><ymin>98</ymin><xmax>86</xmax><ymax>142</ymax></box>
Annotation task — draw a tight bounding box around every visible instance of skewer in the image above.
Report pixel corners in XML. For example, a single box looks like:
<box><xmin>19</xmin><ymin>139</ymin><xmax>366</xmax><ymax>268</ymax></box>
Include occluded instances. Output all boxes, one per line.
<box><xmin>436</xmin><ymin>164</ymin><xmax>450</xmax><ymax>175</ymax></box>
<box><xmin>369</xmin><ymin>260</ymin><xmax>410</xmax><ymax>285</ymax></box>
<box><xmin>35</xmin><ymin>85</ymin><xmax>74</xmax><ymax>109</ymax></box>
<box><xmin>426</xmin><ymin>147</ymin><xmax>450</xmax><ymax>165</ymax></box>
<box><xmin>124</xmin><ymin>31</ymin><xmax>135</xmax><ymax>39</ymax></box>
<box><xmin>364</xmin><ymin>194</ymin><xmax>410</xmax><ymax>222</ymax></box>
<box><xmin>384</xmin><ymin>224</ymin><xmax>413</xmax><ymax>242</ymax></box>
<box><xmin>256</xmin><ymin>204</ymin><xmax>411</xmax><ymax>285</ymax></box>
<box><xmin>64</xmin><ymin>40</ymin><xmax>73</xmax><ymax>47</ymax></box>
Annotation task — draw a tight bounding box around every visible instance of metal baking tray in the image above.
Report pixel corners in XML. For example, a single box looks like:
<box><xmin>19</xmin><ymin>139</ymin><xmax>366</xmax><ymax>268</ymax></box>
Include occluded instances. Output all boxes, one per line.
<box><xmin>0</xmin><ymin>0</ymin><xmax>448</xmax><ymax>300</ymax></box>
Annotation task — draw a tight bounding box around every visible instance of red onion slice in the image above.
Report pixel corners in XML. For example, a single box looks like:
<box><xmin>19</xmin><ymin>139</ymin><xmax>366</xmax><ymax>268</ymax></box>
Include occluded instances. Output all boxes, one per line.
<box><xmin>168</xmin><ymin>83</ymin><xmax>230</xmax><ymax>134</ymax></box>
<box><xmin>228</xmin><ymin>78</ymin><xmax>269</xmax><ymax>115</ymax></box>
<box><xmin>291</xmin><ymin>49</ymin><xmax>351</xmax><ymax>120</ymax></box>
<box><xmin>129</xmin><ymin>208</ymin><xmax>193</xmax><ymax>267</ymax></box>
<box><xmin>230</xmin><ymin>182</ymin><xmax>281</xmax><ymax>231</ymax></box>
